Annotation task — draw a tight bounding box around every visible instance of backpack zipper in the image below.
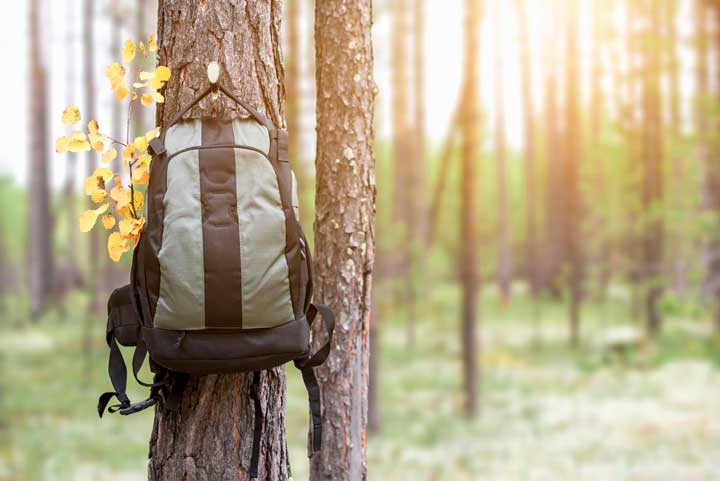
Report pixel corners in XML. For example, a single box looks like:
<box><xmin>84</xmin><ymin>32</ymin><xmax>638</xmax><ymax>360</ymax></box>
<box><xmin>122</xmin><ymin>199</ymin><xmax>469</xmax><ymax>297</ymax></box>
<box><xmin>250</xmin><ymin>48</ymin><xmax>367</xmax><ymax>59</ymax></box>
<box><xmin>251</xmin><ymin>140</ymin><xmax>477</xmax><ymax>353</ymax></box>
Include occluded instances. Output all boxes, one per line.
<box><xmin>165</xmin><ymin>143</ymin><xmax>270</xmax><ymax>163</ymax></box>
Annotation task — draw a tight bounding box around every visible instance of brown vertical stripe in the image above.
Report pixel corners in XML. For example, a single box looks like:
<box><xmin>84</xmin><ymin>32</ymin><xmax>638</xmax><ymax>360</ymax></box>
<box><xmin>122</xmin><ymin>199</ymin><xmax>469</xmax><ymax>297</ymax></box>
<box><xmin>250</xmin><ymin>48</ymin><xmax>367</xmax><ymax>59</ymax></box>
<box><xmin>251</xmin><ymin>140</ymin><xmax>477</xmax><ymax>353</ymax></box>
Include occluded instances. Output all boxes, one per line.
<box><xmin>200</xmin><ymin>119</ymin><xmax>243</xmax><ymax>328</ymax></box>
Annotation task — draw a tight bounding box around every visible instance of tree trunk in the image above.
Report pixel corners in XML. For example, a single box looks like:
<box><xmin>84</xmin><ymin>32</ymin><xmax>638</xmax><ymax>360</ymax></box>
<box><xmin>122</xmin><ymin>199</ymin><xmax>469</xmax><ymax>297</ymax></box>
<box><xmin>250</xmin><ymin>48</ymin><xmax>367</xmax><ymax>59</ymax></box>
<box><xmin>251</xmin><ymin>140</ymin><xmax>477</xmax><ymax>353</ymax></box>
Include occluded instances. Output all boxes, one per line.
<box><xmin>286</xmin><ymin>0</ymin><xmax>305</xmax><ymax>196</ymax></box>
<box><xmin>412</xmin><ymin>0</ymin><xmax>426</xmax><ymax>242</ymax></box>
<box><xmin>541</xmin><ymin>6</ymin><xmax>564</xmax><ymax>296</ymax></box>
<box><xmin>148</xmin><ymin>3</ymin><xmax>289</xmax><ymax>480</ymax></box>
<box><xmin>640</xmin><ymin>0</ymin><xmax>665</xmax><ymax>337</ymax></box>
<box><xmin>460</xmin><ymin>0</ymin><xmax>482</xmax><ymax>418</ymax></box>
<box><xmin>589</xmin><ymin>0</ymin><xmax>610</xmax><ymax>302</ymax></box>
<box><xmin>515</xmin><ymin>0</ymin><xmax>538</xmax><ymax>296</ymax></box>
<box><xmin>64</xmin><ymin>0</ymin><xmax>78</xmax><ymax>276</ymax></box>
<box><xmin>311</xmin><ymin>1</ymin><xmax>375</xmax><ymax>479</ymax></box>
<box><xmin>83</xmin><ymin>0</ymin><xmax>100</xmax><ymax>320</ymax></box>
<box><xmin>493</xmin><ymin>0</ymin><xmax>511</xmax><ymax>305</ymax></box>
<box><xmin>391</xmin><ymin>0</ymin><xmax>410</xmax><ymax>229</ymax></box>
<box><xmin>564</xmin><ymin>0</ymin><xmax>583</xmax><ymax>346</ymax></box>
<box><xmin>426</xmin><ymin>108</ymin><xmax>459</xmax><ymax>247</ymax></box>
<box><xmin>28</xmin><ymin>0</ymin><xmax>54</xmax><ymax>320</ymax></box>
<box><xmin>705</xmin><ymin>0</ymin><xmax>720</xmax><ymax>331</ymax></box>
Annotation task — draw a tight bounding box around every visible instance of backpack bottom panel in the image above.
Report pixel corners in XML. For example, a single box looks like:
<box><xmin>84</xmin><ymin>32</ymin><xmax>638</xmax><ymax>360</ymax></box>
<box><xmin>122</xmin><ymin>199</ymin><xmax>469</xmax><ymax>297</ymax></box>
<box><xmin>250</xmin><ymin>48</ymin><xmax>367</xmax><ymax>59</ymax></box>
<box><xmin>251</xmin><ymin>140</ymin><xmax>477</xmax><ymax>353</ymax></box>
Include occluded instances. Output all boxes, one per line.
<box><xmin>143</xmin><ymin>316</ymin><xmax>310</xmax><ymax>375</ymax></box>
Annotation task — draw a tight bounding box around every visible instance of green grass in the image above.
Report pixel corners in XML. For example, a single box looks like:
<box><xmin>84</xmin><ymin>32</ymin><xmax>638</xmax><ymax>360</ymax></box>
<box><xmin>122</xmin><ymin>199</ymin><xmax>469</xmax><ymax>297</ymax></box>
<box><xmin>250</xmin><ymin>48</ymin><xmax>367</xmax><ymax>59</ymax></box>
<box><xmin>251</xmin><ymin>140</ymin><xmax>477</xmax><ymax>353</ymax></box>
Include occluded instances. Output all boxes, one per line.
<box><xmin>1</xmin><ymin>283</ymin><xmax>720</xmax><ymax>481</ymax></box>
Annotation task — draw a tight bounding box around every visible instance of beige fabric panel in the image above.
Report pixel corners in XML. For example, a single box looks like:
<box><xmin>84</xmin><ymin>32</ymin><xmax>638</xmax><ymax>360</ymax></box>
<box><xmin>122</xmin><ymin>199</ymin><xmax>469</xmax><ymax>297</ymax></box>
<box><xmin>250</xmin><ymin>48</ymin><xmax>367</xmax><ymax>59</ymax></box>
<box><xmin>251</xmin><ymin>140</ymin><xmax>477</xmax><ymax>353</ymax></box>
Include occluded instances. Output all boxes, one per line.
<box><xmin>154</xmin><ymin>120</ymin><xmax>206</xmax><ymax>330</ymax></box>
<box><xmin>232</xmin><ymin>119</ymin><xmax>294</xmax><ymax>328</ymax></box>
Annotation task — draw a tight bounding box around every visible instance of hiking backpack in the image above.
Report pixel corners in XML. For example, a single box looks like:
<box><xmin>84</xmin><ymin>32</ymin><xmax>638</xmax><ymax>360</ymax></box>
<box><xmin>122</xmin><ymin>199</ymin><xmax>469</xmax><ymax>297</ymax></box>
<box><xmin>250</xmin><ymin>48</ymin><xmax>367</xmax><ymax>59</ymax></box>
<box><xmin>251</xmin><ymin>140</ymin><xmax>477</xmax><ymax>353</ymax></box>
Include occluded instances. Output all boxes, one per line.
<box><xmin>97</xmin><ymin>73</ymin><xmax>334</xmax><ymax>480</ymax></box>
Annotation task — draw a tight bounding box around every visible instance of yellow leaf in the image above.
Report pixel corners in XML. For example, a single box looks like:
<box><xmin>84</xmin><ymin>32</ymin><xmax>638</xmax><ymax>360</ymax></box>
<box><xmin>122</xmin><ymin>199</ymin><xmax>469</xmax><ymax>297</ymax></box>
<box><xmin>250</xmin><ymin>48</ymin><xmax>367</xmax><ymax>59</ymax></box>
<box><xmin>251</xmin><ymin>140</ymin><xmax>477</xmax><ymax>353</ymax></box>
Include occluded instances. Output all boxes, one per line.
<box><xmin>132</xmin><ymin>154</ymin><xmax>151</xmax><ymax>184</ymax></box>
<box><xmin>89</xmin><ymin>132</ymin><xmax>105</xmax><ymax>152</ymax></box>
<box><xmin>139</xmin><ymin>41</ymin><xmax>147</xmax><ymax>57</ymax></box>
<box><xmin>107</xmin><ymin>231</ymin><xmax>130</xmax><ymax>262</ymax></box>
<box><xmin>115</xmin><ymin>82</ymin><xmax>130</xmax><ymax>100</ymax></box>
<box><xmin>61</xmin><ymin>105</ymin><xmax>81</xmax><ymax>125</ymax></box>
<box><xmin>101</xmin><ymin>213</ymin><xmax>116</xmax><ymax>229</ymax></box>
<box><xmin>55</xmin><ymin>136</ymin><xmax>70</xmax><ymax>153</ymax></box>
<box><xmin>148</xmin><ymin>33</ymin><xmax>158</xmax><ymax>52</ymax></box>
<box><xmin>133</xmin><ymin>136</ymin><xmax>149</xmax><ymax>152</ymax></box>
<box><xmin>119</xmin><ymin>216</ymin><xmax>146</xmax><ymax>244</ymax></box>
<box><xmin>83</xmin><ymin>167</ymin><xmax>114</xmax><ymax>195</ymax></box>
<box><xmin>131</xmin><ymin>91</ymin><xmax>138</xmax><ymax>101</ymax></box>
<box><xmin>121</xmin><ymin>39</ymin><xmax>136</xmax><ymax>63</ymax></box>
<box><xmin>111</xmin><ymin>182</ymin><xmax>130</xmax><ymax>204</ymax></box>
<box><xmin>105</xmin><ymin>62</ymin><xmax>125</xmax><ymax>89</ymax></box>
<box><xmin>144</xmin><ymin>127</ymin><xmax>160</xmax><ymax>141</ymax></box>
<box><xmin>68</xmin><ymin>130</ymin><xmax>91</xmax><ymax>152</ymax></box>
<box><xmin>79</xmin><ymin>203</ymin><xmax>109</xmax><ymax>232</ymax></box>
<box><xmin>88</xmin><ymin>119</ymin><xmax>99</xmax><ymax>133</ymax></box>
<box><xmin>155</xmin><ymin>66</ymin><xmax>171</xmax><ymax>82</ymax></box>
<box><xmin>101</xmin><ymin>148</ymin><xmax>117</xmax><ymax>164</ymax></box>
<box><xmin>140</xmin><ymin>93</ymin><xmax>154</xmax><ymax>107</ymax></box>
<box><xmin>123</xmin><ymin>144</ymin><xmax>136</xmax><ymax>161</ymax></box>
<box><xmin>91</xmin><ymin>189</ymin><xmax>108</xmax><ymax>203</ymax></box>
<box><xmin>117</xmin><ymin>190</ymin><xmax>145</xmax><ymax>217</ymax></box>
<box><xmin>132</xmin><ymin>82</ymin><xmax>145</xmax><ymax>88</ymax></box>
<box><xmin>139</xmin><ymin>71</ymin><xmax>154</xmax><ymax>81</ymax></box>
<box><xmin>151</xmin><ymin>91</ymin><xmax>164</xmax><ymax>103</ymax></box>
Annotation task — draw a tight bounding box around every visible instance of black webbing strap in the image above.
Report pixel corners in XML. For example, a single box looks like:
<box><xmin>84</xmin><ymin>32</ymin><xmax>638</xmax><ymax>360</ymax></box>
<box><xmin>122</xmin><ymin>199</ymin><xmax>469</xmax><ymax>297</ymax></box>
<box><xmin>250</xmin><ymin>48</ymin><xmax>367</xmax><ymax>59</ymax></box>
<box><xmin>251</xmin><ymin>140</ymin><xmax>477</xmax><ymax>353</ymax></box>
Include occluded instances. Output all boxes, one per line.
<box><xmin>300</xmin><ymin>366</ymin><xmax>323</xmax><ymax>454</ymax></box>
<box><xmin>97</xmin><ymin>333</ymin><xmax>131</xmax><ymax>417</ymax></box>
<box><xmin>293</xmin><ymin>302</ymin><xmax>335</xmax><ymax>456</ymax></box>
<box><xmin>248</xmin><ymin>371</ymin><xmax>263</xmax><ymax>480</ymax></box>
<box><xmin>98</xmin><ymin>334</ymin><xmax>165</xmax><ymax>417</ymax></box>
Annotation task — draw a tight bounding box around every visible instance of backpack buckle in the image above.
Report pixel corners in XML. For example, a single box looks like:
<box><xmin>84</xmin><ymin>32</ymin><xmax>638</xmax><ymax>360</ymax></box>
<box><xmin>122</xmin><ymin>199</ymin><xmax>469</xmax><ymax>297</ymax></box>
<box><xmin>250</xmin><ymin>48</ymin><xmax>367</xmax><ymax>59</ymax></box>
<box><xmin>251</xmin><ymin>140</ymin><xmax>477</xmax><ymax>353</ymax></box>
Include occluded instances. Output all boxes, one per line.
<box><xmin>119</xmin><ymin>396</ymin><xmax>158</xmax><ymax>415</ymax></box>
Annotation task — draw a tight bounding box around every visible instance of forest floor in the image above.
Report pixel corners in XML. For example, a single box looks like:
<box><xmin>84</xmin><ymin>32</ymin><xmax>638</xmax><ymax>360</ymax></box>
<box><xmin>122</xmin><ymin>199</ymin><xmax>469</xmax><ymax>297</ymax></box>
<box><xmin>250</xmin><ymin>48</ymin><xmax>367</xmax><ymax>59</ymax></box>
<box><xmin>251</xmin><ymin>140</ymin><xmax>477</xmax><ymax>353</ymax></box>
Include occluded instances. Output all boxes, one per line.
<box><xmin>1</xmin><ymin>284</ymin><xmax>719</xmax><ymax>481</ymax></box>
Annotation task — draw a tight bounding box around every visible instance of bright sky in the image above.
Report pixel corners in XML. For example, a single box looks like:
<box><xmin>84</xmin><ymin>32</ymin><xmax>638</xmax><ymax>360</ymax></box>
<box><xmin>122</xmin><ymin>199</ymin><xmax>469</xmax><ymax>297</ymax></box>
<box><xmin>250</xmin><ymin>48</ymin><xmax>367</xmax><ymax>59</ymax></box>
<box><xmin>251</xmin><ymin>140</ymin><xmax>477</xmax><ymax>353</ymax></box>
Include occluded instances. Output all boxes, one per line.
<box><xmin>0</xmin><ymin>0</ymin><xmax>698</xmax><ymax>189</ymax></box>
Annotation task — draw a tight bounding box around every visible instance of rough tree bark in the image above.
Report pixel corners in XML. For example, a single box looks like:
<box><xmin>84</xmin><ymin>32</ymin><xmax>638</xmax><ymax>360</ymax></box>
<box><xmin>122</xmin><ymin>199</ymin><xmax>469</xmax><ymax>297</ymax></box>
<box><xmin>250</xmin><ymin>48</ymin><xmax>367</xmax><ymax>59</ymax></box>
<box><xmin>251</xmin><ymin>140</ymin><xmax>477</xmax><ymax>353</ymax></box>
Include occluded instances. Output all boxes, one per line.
<box><xmin>311</xmin><ymin>0</ymin><xmax>376</xmax><ymax>479</ymax></box>
<box><xmin>564</xmin><ymin>0</ymin><xmax>583</xmax><ymax>346</ymax></box>
<box><xmin>28</xmin><ymin>0</ymin><xmax>54</xmax><ymax>320</ymax></box>
<box><xmin>493</xmin><ymin>0</ymin><xmax>511</xmax><ymax>305</ymax></box>
<box><xmin>148</xmin><ymin>2</ymin><xmax>289</xmax><ymax>480</ymax></box>
<box><xmin>460</xmin><ymin>0</ymin><xmax>481</xmax><ymax>418</ymax></box>
<box><xmin>640</xmin><ymin>0</ymin><xmax>664</xmax><ymax>336</ymax></box>
<box><xmin>515</xmin><ymin>0</ymin><xmax>538</xmax><ymax>296</ymax></box>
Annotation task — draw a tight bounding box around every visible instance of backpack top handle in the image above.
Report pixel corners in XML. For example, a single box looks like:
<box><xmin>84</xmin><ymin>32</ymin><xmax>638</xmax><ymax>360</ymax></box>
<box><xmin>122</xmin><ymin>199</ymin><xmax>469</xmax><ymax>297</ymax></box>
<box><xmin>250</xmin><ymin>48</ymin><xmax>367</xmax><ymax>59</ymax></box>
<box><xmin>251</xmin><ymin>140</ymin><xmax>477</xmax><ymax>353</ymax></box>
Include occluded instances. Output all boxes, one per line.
<box><xmin>152</xmin><ymin>62</ymin><xmax>274</xmax><ymax>156</ymax></box>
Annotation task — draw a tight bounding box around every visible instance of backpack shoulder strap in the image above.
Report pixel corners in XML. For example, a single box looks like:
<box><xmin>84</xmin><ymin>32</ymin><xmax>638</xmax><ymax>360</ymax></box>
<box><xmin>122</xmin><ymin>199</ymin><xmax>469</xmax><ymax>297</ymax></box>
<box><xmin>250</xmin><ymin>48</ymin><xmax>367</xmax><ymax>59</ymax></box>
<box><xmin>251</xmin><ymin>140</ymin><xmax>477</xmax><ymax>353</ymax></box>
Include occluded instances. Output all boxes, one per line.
<box><xmin>294</xmin><ymin>303</ymin><xmax>335</xmax><ymax>455</ymax></box>
<box><xmin>97</xmin><ymin>285</ymin><xmax>167</xmax><ymax>417</ymax></box>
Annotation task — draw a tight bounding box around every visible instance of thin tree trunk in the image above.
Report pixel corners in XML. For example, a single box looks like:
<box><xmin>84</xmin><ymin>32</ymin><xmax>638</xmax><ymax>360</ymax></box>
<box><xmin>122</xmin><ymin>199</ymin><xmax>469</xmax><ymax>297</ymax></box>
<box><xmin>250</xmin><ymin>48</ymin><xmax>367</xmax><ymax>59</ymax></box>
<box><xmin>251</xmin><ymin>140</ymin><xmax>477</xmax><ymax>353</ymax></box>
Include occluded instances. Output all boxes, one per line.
<box><xmin>391</xmin><ymin>0</ymin><xmax>410</xmax><ymax>228</ymax></box>
<box><xmin>564</xmin><ymin>0</ymin><xmax>583</xmax><ymax>346</ymax></box>
<box><xmin>493</xmin><ymin>0</ymin><xmax>511</xmax><ymax>305</ymax></box>
<box><xmin>426</xmin><ymin>108</ymin><xmax>460</xmax><ymax>247</ymax></box>
<box><xmin>640</xmin><ymin>0</ymin><xmax>665</xmax><ymax>337</ymax></box>
<box><xmin>667</xmin><ymin>0</ymin><xmax>687</xmax><ymax>295</ymax></box>
<box><xmin>590</xmin><ymin>0</ymin><xmax>610</xmax><ymax>302</ymax></box>
<box><xmin>83</xmin><ymin>0</ymin><xmax>99</xmax><ymax>321</ymax></box>
<box><xmin>148</xmin><ymin>3</ymin><xmax>289</xmax><ymax>480</ymax></box>
<box><xmin>542</xmin><ymin>6</ymin><xmax>564</xmax><ymax>296</ymax></box>
<box><xmin>311</xmin><ymin>2</ymin><xmax>375</xmax><ymax>479</ymax></box>
<box><xmin>286</xmin><ymin>0</ymin><xmax>305</xmax><ymax>192</ymax></box>
<box><xmin>515</xmin><ymin>0</ymin><xmax>538</xmax><ymax>296</ymax></box>
<box><xmin>460</xmin><ymin>0</ymin><xmax>482</xmax><ymax>418</ymax></box>
<box><xmin>28</xmin><ymin>0</ymin><xmax>54</xmax><ymax>320</ymax></box>
<box><xmin>705</xmin><ymin>0</ymin><xmax>720</xmax><ymax>331</ymax></box>
<box><xmin>412</xmin><ymin>0</ymin><xmax>426</xmax><ymax>242</ymax></box>
<box><xmin>64</xmin><ymin>0</ymin><xmax>78</xmax><ymax>275</ymax></box>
